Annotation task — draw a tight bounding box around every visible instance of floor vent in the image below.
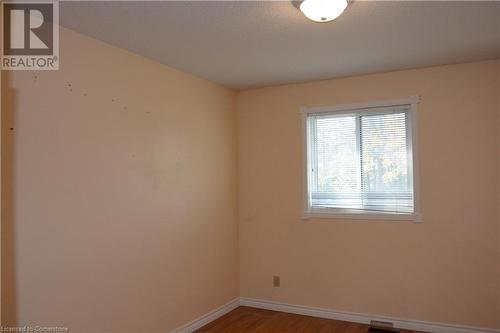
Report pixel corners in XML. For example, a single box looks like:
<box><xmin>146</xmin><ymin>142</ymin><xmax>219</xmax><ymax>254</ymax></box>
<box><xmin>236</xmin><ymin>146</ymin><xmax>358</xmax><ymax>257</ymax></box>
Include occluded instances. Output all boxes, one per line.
<box><xmin>368</xmin><ymin>320</ymin><xmax>400</xmax><ymax>333</ymax></box>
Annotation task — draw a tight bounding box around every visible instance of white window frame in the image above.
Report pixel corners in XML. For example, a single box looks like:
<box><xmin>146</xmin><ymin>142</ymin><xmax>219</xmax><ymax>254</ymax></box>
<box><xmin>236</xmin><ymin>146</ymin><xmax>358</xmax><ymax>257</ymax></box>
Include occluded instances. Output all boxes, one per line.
<box><xmin>301</xmin><ymin>96</ymin><xmax>421</xmax><ymax>222</ymax></box>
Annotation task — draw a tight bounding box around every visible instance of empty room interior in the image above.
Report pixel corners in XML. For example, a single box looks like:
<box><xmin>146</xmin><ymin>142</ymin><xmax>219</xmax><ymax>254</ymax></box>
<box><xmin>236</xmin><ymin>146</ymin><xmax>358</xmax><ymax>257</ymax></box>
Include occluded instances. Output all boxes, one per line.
<box><xmin>1</xmin><ymin>0</ymin><xmax>500</xmax><ymax>332</ymax></box>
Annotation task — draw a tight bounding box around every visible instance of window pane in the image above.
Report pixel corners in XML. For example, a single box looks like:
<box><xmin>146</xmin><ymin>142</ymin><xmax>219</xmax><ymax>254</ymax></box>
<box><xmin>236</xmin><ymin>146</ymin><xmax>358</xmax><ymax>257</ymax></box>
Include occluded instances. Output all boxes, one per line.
<box><xmin>360</xmin><ymin>112</ymin><xmax>413</xmax><ymax>212</ymax></box>
<box><xmin>312</xmin><ymin>115</ymin><xmax>360</xmax><ymax>208</ymax></box>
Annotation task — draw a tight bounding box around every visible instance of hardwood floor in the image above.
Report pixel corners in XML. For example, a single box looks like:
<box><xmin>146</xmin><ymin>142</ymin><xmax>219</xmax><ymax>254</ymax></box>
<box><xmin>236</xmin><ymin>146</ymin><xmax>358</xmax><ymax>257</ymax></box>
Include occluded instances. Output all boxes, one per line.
<box><xmin>196</xmin><ymin>306</ymin><xmax>425</xmax><ymax>333</ymax></box>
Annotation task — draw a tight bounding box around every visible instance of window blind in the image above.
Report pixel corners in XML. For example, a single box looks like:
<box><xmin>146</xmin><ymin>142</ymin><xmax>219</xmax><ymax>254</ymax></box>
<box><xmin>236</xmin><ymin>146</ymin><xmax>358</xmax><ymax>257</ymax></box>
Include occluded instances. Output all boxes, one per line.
<box><xmin>308</xmin><ymin>106</ymin><xmax>414</xmax><ymax>214</ymax></box>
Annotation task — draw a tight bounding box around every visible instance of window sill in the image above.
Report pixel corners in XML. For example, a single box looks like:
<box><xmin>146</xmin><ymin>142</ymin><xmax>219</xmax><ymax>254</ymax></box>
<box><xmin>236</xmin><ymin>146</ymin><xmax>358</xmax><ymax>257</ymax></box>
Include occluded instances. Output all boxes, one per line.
<box><xmin>302</xmin><ymin>210</ymin><xmax>421</xmax><ymax>223</ymax></box>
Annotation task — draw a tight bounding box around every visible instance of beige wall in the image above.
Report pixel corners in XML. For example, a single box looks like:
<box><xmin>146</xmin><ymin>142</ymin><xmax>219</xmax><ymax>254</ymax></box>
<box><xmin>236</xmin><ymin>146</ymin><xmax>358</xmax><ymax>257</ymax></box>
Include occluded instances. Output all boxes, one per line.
<box><xmin>1</xmin><ymin>27</ymin><xmax>238</xmax><ymax>332</ymax></box>
<box><xmin>497</xmin><ymin>59</ymin><xmax>500</xmax><ymax>323</ymax></box>
<box><xmin>238</xmin><ymin>60</ymin><xmax>500</xmax><ymax>329</ymax></box>
<box><xmin>1</xmin><ymin>23</ymin><xmax>499</xmax><ymax>332</ymax></box>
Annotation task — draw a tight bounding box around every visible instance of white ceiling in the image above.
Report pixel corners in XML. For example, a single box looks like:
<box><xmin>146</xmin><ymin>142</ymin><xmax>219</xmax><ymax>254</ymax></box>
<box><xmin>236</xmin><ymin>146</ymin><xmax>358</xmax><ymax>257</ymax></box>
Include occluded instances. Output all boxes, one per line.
<box><xmin>60</xmin><ymin>1</ymin><xmax>500</xmax><ymax>89</ymax></box>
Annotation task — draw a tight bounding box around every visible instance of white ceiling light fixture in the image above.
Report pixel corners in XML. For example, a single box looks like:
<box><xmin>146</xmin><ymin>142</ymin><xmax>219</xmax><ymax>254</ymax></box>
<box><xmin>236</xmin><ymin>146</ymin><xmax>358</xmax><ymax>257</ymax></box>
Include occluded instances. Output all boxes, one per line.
<box><xmin>300</xmin><ymin>0</ymin><xmax>348</xmax><ymax>23</ymax></box>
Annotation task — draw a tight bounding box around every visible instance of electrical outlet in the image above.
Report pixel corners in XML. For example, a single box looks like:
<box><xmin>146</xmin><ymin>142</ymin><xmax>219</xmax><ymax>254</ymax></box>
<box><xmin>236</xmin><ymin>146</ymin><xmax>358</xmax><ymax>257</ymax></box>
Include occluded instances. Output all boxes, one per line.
<box><xmin>273</xmin><ymin>275</ymin><xmax>280</xmax><ymax>287</ymax></box>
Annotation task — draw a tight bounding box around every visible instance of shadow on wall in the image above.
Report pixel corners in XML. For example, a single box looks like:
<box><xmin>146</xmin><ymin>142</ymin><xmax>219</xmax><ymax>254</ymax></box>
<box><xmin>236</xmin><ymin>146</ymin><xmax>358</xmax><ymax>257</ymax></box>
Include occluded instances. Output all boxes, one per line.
<box><xmin>2</xmin><ymin>71</ymin><xmax>17</xmax><ymax>327</ymax></box>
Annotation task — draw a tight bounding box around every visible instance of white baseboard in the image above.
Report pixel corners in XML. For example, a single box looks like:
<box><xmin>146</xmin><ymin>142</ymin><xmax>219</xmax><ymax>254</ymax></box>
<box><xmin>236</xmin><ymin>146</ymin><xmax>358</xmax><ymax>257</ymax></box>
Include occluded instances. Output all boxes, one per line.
<box><xmin>170</xmin><ymin>297</ymin><xmax>499</xmax><ymax>333</ymax></box>
<box><xmin>240</xmin><ymin>297</ymin><xmax>500</xmax><ymax>333</ymax></box>
<box><xmin>170</xmin><ymin>298</ymin><xmax>239</xmax><ymax>333</ymax></box>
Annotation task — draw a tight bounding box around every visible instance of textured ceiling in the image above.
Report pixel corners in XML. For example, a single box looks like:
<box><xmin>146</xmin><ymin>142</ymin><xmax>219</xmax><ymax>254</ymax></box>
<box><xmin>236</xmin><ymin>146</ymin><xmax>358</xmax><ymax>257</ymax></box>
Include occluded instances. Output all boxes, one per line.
<box><xmin>60</xmin><ymin>1</ymin><xmax>500</xmax><ymax>89</ymax></box>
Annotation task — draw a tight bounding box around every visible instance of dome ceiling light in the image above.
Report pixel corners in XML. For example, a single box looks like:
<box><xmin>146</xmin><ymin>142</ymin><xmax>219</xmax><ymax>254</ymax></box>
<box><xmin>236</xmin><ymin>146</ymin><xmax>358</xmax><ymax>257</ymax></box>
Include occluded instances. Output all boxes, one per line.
<box><xmin>299</xmin><ymin>0</ymin><xmax>348</xmax><ymax>23</ymax></box>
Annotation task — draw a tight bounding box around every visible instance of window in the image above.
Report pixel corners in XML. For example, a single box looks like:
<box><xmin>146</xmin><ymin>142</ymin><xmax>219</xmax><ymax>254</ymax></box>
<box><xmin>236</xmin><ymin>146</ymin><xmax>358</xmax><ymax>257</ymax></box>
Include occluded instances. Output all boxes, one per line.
<box><xmin>302</xmin><ymin>97</ymin><xmax>420</xmax><ymax>221</ymax></box>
